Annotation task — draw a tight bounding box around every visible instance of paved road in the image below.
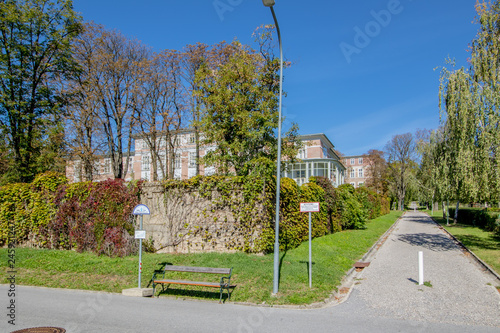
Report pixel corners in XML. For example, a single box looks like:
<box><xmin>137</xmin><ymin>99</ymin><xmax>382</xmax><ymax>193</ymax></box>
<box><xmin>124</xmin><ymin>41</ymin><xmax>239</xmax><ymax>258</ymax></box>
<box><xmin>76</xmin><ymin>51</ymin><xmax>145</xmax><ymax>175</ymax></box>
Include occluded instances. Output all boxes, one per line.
<box><xmin>2</xmin><ymin>211</ymin><xmax>500</xmax><ymax>333</ymax></box>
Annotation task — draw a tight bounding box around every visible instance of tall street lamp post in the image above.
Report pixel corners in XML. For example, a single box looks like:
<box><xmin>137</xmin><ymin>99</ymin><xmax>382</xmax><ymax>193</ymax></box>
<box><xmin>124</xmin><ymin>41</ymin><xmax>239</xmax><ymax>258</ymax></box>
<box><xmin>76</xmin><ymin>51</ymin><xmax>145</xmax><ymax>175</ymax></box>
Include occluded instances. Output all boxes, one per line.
<box><xmin>262</xmin><ymin>0</ymin><xmax>283</xmax><ymax>295</ymax></box>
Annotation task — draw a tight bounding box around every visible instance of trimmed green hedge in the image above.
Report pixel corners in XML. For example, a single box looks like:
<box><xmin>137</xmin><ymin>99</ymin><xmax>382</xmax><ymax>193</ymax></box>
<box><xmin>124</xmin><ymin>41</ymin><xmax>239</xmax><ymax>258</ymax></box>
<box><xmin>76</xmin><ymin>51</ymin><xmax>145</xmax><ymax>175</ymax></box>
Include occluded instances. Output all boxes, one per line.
<box><xmin>448</xmin><ymin>208</ymin><xmax>500</xmax><ymax>235</ymax></box>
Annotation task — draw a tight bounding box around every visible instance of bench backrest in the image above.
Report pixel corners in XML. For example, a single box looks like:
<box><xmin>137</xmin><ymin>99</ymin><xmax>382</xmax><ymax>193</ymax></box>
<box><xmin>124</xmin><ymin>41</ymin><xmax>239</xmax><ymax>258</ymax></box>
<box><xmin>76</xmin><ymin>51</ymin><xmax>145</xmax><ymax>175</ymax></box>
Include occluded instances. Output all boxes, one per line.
<box><xmin>163</xmin><ymin>265</ymin><xmax>231</xmax><ymax>275</ymax></box>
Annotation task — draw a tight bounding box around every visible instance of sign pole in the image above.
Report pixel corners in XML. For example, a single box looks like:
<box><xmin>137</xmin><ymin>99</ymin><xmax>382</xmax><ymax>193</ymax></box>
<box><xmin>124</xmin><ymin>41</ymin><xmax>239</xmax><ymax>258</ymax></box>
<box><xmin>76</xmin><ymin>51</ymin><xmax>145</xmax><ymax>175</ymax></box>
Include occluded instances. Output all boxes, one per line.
<box><xmin>138</xmin><ymin>215</ymin><xmax>143</xmax><ymax>289</ymax></box>
<box><xmin>300</xmin><ymin>202</ymin><xmax>319</xmax><ymax>289</ymax></box>
<box><xmin>308</xmin><ymin>211</ymin><xmax>312</xmax><ymax>288</ymax></box>
<box><xmin>132</xmin><ymin>204</ymin><xmax>150</xmax><ymax>290</ymax></box>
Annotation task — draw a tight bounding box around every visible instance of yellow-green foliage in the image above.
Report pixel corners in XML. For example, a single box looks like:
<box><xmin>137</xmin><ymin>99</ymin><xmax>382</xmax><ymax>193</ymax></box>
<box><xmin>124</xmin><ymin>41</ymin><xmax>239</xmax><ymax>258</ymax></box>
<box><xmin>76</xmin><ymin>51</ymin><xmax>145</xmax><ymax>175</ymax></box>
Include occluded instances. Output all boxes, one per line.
<box><xmin>0</xmin><ymin>172</ymin><xmax>68</xmax><ymax>245</ymax></box>
<box><xmin>0</xmin><ymin>183</ymin><xmax>30</xmax><ymax>244</ymax></box>
<box><xmin>29</xmin><ymin>172</ymin><xmax>68</xmax><ymax>235</ymax></box>
<box><xmin>259</xmin><ymin>178</ymin><xmax>330</xmax><ymax>253</ymax></box>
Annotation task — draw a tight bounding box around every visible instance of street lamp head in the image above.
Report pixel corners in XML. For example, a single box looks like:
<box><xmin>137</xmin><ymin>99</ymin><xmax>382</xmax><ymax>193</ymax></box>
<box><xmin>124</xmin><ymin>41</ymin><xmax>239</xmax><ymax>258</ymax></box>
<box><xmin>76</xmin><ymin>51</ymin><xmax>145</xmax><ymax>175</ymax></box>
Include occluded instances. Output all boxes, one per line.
<box><xmin>262</xmin><ymin>0</ymin><xmax>275</xmax><ymax>7</ymax></box>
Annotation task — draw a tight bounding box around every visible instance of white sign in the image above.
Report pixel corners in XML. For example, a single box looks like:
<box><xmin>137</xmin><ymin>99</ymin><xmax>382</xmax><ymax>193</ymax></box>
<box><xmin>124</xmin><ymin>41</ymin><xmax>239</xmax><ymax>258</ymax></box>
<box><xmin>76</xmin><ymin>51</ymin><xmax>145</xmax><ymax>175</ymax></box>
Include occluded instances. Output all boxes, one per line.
<box><xmin>300</xmin><ymin>202</ymin><xmax>320</xmax><ymax>213</ymax></box>
<box><xmin>132</xmin><ymin>204</ymin><xmax>150</xmax><ymax>215</ymax></box>
<box><xmin>135</xmin><ymin>230</ymin><xmax>146</xmax><ymax>239</ymax></box>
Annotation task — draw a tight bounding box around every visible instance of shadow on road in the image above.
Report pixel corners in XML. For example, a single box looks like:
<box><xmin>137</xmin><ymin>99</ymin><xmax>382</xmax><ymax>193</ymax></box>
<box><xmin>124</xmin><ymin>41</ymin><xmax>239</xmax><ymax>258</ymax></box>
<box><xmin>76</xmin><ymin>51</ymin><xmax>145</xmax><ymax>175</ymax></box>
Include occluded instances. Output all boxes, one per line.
<box><xmin>404</xmin><ymin>215</ymin><xmax>435</xmax><ymax>225</ymax></box>
<box><xmin>397</xmin><ymin>233</ymin><xmax>461</xmax><ymax>252</ymax></box>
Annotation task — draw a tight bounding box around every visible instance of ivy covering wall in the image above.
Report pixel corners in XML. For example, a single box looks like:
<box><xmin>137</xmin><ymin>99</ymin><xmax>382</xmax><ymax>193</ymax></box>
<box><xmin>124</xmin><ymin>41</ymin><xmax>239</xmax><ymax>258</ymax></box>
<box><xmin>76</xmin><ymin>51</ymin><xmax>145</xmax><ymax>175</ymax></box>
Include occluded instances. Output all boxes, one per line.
<box><xmin>0</xmin><ymin>172</ymin><xmax>142</xmax><ymax>256</ymax></box>
<box><xmin>0</xmin><ymin>173</ymin><xmax>390</xmax><ymax>256</ymax></box>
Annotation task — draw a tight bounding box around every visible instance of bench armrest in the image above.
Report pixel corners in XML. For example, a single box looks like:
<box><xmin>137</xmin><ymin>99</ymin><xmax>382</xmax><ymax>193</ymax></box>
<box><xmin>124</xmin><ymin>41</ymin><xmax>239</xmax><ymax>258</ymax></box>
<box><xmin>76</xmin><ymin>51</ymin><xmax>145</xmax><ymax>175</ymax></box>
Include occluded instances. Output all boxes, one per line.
<box><xmin>220</xmin><ymin>276</ymin><xmax>231</xmax><ymax>287</ymax></box>
<box><xmin>152</xmin><ymin>269</ymin><xmax>165</xmax><ymax>281</ymax></box>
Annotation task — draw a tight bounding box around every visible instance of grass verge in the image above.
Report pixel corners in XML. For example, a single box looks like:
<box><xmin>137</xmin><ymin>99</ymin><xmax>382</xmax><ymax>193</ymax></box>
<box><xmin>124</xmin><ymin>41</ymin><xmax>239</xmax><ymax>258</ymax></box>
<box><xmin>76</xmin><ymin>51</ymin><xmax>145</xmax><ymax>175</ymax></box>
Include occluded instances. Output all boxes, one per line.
<box><xmin>426</xmin><ymin>210</ymin><xmax>500</xmax><ymax>277</ymax></box>
<box><xmin>1</xmin><ymin>211</ymin><xmax>402</xmax><ymax>305</ymax></box>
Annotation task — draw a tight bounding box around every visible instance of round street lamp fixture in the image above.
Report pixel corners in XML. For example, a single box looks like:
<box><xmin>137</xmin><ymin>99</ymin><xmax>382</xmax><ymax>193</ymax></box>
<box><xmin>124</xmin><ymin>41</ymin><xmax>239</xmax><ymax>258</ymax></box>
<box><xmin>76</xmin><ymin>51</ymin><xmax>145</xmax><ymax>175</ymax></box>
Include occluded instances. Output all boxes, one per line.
<box><xmin>262</xmin><ymin>0</ymin><xmax>276</xmax><ymax>7</ymax></box>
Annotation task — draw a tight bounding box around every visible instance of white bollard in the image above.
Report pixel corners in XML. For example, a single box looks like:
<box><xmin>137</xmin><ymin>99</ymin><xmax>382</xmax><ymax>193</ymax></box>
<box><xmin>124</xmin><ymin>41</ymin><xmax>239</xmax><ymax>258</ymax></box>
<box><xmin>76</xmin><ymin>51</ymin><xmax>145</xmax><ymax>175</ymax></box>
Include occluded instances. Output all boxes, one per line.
<box><xmin>418</xmin><ymin>251</ymin><xmax>424</xmax><ymax>285</ymax></box>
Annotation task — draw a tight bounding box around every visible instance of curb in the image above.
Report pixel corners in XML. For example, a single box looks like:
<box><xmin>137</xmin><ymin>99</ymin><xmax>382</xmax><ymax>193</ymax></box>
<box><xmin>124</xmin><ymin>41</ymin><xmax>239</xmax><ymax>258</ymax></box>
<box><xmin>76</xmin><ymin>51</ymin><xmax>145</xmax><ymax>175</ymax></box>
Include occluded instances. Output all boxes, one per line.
<box><xmin>427</xmin><ymin>214</ymin><xmax>500</xmax><ymax>285</ymax></box>
<box><xmin>6</xmin><ymin>214</ymin><xmax>407</xmax><ymax>311</ymax></box>
<box><xmin>233</xmin><ymin>212</ymin><xmax>406</xmax><ymax>310</ymax></box>
<box><xmin>322</xmin><ymin>211</ymin><xmax>405</xmax><ymax>307</ymax></box>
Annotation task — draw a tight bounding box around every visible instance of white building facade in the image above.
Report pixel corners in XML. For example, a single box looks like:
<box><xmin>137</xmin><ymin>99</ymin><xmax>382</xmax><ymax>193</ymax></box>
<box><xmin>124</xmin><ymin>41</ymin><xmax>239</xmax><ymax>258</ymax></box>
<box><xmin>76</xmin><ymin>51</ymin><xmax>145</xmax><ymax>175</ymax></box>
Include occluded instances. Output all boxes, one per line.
<box><xmin>66</xmin><ymin>131</ymin><xmax>345</xmax><ymax>187</ymax></box>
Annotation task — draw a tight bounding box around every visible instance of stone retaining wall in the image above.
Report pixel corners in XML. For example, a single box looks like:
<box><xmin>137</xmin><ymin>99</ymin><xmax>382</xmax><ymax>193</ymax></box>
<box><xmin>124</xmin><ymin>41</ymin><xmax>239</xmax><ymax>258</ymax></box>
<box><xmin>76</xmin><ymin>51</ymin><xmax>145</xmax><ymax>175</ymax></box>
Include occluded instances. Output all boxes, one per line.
<box><xmin>139</xmin><ymin>182</ymin><xmax>267</xmax><ymax>253</ymax></box>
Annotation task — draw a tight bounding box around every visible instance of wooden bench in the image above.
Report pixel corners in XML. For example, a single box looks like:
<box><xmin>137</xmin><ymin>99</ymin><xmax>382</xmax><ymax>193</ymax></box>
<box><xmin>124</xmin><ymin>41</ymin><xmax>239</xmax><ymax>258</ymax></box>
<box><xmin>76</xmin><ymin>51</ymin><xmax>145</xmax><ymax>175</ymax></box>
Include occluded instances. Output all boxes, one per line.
<box><xmin>151</xmin><ymin>265</ymin><xmax>234</xmax><ymax>303</ymax></box>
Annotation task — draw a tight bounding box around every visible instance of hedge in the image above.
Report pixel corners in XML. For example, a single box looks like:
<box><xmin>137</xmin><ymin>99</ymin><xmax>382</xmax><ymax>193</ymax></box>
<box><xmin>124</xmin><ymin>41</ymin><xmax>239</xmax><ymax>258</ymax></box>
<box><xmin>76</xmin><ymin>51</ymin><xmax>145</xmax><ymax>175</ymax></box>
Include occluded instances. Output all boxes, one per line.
<box><xmin>0</xmin><ymin>173</ymin><xmax>390</xmax><ymax>256</ymax></box>
<box><xmin>448</xmin><ymin>208</ymin><xmax>500</xmax><ymax>235</ymax></box>
<box><xmin>0</xmin><ymin>173</ymin><xmax>142</xmax><ymax>256</ymax></box>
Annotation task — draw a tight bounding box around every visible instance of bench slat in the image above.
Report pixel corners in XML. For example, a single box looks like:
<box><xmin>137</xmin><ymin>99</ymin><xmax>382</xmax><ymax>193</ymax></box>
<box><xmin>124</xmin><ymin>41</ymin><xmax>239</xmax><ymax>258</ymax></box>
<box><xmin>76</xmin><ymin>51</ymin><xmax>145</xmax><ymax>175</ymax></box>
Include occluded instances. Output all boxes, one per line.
<box><xmin>163</xmin><ymin>265</ymin><xmax>231</xmax><ymax>275</ymax></box>
<box><xmin>153</xmin><ymin>279</ymin><xmax>222</xmax><ymax>288</ymax></box>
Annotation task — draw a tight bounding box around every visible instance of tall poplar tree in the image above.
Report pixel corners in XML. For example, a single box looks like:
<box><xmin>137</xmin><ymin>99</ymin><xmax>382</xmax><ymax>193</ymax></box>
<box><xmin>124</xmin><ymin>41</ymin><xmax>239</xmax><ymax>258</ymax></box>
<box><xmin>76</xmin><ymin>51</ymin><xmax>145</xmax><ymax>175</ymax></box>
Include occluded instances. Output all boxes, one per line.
<box><xmin>439</xmin><ymin>1</ymin><xmax>500</xmax><ymax>212</ymax></box>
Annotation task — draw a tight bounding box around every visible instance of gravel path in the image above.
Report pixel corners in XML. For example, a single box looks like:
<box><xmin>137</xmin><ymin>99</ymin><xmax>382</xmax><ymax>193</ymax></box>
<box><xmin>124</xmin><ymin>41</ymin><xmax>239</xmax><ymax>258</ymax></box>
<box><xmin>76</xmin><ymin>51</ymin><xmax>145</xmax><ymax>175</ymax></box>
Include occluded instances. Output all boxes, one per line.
<box><xmin>352</xmin><ymin>211</ymin><xmax>500</xmax><ymax>327</ymax></box>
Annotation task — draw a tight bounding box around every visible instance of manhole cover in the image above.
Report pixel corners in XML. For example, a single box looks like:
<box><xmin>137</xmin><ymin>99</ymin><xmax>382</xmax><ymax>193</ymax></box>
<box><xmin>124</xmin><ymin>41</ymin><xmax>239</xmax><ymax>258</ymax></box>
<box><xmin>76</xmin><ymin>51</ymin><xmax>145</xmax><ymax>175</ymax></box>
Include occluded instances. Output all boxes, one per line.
<box><xmin>11</xmin><ymin>327</ymin><xmax>66</xmax><ymax>333</ymax></box>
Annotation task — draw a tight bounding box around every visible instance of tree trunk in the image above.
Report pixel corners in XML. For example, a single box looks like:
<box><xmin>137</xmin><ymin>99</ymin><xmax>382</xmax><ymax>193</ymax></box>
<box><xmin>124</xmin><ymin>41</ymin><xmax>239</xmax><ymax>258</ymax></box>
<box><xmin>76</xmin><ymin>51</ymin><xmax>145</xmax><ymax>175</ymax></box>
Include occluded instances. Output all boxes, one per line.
<box><xmin>453</xmin><ymin>201</ymin><xmax>459</xmax><ymax>224</ymax></box>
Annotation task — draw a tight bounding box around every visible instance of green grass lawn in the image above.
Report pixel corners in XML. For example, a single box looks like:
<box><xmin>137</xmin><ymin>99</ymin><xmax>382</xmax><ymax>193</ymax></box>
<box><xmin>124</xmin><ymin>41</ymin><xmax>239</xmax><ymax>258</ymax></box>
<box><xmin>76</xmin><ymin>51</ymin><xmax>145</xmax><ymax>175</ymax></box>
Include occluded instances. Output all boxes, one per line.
<box><xmin>426</xmin><ymin>210</ymin><xmax>500</xmax><ymax>277</ymax></box>
<box><xmin>1</xmin><ymin>211</ymin><xmax>402</xmax><ymax>305</ymax></box>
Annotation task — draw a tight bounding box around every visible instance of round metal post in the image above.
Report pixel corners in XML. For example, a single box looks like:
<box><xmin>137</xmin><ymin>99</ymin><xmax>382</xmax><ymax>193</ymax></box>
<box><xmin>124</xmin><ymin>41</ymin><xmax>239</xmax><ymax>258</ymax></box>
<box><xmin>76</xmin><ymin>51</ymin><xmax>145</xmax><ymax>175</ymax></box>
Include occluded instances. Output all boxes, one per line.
<box><xmin>138</xmin><ymin>215</ymin><xmax>143</xmax><ymax>288</ymax></box>
<box><xmin>268</xmin><ymin>5</ymin><xmax>283</xmax><ymax>296</ymax></box>
<box><xmin>308</xmin><ymin>212</ymin><xmax>312</xmax><ymax>288</ymax></box>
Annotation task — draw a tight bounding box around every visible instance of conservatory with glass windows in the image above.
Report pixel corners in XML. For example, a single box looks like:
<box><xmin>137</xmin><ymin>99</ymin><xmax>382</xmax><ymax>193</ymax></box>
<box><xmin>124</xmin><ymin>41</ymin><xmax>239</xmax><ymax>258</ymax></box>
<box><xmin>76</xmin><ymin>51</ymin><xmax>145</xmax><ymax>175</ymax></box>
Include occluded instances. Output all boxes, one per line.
<box><xmin>283</xmin><ymin>134</ymin><xmax>346</xmax><ymax>187</ymax></box>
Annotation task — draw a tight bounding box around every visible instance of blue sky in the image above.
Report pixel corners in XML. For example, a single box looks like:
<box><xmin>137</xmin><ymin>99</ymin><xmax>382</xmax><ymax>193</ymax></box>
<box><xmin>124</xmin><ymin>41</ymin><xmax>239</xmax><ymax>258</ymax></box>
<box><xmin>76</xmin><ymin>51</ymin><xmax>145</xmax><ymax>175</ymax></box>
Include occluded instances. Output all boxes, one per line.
<box><xmin>72</xmin><ymin>0</ymin><xmax>480</xmax><ymax>156</ymax></box>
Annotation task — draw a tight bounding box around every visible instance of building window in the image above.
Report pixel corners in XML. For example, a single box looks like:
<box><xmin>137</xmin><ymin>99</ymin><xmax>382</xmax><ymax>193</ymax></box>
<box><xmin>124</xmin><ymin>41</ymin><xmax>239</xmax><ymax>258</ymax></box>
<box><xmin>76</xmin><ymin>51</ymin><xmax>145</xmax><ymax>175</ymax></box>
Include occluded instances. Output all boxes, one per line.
<box><xmin>291</xmin><ymin>163</ymin><xmax>306</xmax><ymax>179</ymax></box>
<box><xmin>350</xmin><ymin>168</ymin><xmax>355</xmax><ymax>178</ymax></box>
<box><xmin>322</xmin><ymin>147</ymin><xmax>330</xmax><ymax>159</ymax></box>
<box><xmin>103</xmin><ymin>159</ymin><xmax>111</xmax><ymax>174</ymax></box>
<box><xmin>74</xmin><ymin>161</ymin><xmax>81</xmax><ymax>182</ymax></box>
<box><xmin>359</xmin><ymin>157</ymin><xmax>363</xmax><ymax>164</ymax></box>
<box><xmin>189</xmin><ymin>152</ymin><xmax>197</xmax><ymax>168</ymax></box>
<box><xmin>358</xmin><ymin>168</ymin><xmax>363</xmax><ymax>178</ymax></box>
<box><xmin>358</xmin><ymin>182</ymin><xmax>364</xmax><ymax>187</ymax></box>
<box><xmin>157</xmin><ymin>137</ymin><xmax>166</xmax><ymax>148</ymax></box>
<box><xmin>128</xmin><ymin>157</ymin><xmax>133</xmax><ymax>172</ymax></box>
<box><xmin>93</xmin><ymin>161</ymin><xmax>100</xmax><ymax>175</ymax></box>
<box><xmin>313</xmin><ymin>162</ymin><xmax>328</xmax><ymax>177</ymax></box>
<box><xmin>142</xmin><ymin>156</ymin><xmax>150</xmax><ymax>171</ymax></box>
<box><xmin>297</xmin><ymin>148</ymin><xmax>306</xmax><ymax>159</ymax></box>
<box><xmin>175</xmin><ymin>153</ymin><xmax>181</xmax><ymax>169</ymax></box>
<box><xmin>350</xmin><ymin>158</ymin><xmax>355</xmax><ymax>165</ymax></box>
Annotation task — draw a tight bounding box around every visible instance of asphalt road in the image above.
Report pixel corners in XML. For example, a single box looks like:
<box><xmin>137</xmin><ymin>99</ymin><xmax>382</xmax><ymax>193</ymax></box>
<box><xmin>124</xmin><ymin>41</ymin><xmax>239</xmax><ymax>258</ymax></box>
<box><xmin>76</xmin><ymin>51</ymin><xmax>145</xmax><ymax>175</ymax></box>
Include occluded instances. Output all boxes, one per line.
<box><xmin>2</xmin><ymin>211</ymin><xmax>500</xmax><ymax>333</ymax></box>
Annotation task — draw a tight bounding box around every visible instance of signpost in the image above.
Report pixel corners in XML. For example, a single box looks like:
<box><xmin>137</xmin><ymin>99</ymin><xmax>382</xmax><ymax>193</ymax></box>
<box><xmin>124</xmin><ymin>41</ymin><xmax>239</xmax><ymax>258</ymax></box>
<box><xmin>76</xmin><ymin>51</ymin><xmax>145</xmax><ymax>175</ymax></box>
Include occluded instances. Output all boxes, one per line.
<box><xmin>132</xmin><ymin>204</ymin><xmax>150</xmax><ymax>289</ymax></box>
<box><xmin>300</xmin><ymin>202</ymin><xmax>320</xmax><ymax>288</ymax></box>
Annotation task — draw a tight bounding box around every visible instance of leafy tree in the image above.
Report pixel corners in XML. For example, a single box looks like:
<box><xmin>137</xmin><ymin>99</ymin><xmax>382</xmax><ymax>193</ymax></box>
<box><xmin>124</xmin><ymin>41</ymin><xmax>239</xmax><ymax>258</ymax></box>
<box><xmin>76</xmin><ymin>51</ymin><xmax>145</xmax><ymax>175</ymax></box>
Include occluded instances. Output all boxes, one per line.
<box><xmin>365</xmin><ymin>149</ymin><xmax>388</xmax><ymax>195</ymax></box>
<box><xmin>69</xmin><ymin>23</ymin><xmax>148</xmax><ymax>180</ymax></box>
<box><xmin>181</xmin><ymin>43</ymin><xmax>209</xmax><ymax>177</ymax></box>
<box><xmin>418</xmin><ymin>127</ymin><xmax>452</xmax><ymax>217</ymax></box>
<box><xmin>0</xmin><ymin>0</ymin><xmax>82</xmax><ymax>183</ymax></box>
<box><xmin>439</xmin><ymin>67</ymin><xmax>478</xmax><ymax>218</ymax></box>
<box><xmin>385</xmin><ymin>133</ymin><xmax>418</xmax><ymax>210</ymax></box>
<box><xmin>134</xmin><ymin>49</ymin><xmax>184</xmax><ymax>181</ymax></box>
<box><xmin>437</xmin><ymin>1</ymin><xmax>500</xmax><ymax>216</ymax></box>
<box><xmin>63</xmin><ymin>23</ymin><xmax>104</xmax><ymax>181</ymax></box>
<box><xmin>194</xmin><ymin>41</ymin><xmax>300</xmax><ymax>177</ymax></box>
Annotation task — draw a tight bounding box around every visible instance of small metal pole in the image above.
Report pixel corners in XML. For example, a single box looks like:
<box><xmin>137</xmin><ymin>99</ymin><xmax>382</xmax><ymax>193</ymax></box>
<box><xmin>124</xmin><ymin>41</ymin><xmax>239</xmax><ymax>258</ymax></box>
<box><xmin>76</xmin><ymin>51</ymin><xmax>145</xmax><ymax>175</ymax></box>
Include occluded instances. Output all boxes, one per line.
<box><xmin>138</xmin><ymin>215</ymin><xmax>143</xmax><ymax>289</ymax></box>
<box><xmin>309</xmin><ymin>212</ymin><xmax>312</xmax><ymax>288</ymax></box>
<box><xmin>418</xmin><ymin>251</ymin><xmax>424</xmax><ymax>285</ymax></box>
